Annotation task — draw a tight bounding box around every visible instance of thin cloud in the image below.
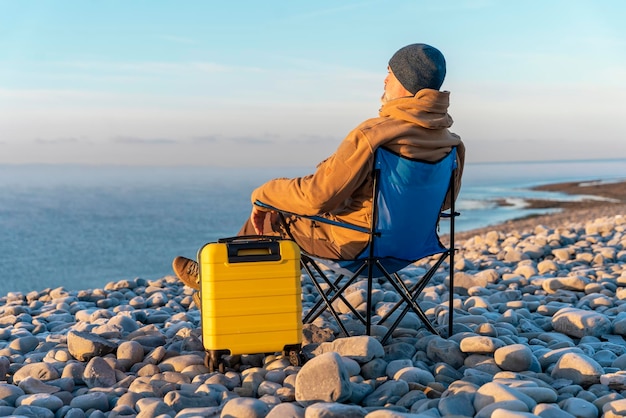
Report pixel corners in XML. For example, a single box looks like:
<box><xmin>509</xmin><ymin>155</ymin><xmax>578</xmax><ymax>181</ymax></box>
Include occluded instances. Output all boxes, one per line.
<box><xmin>192</xmin><ymin>135</ymin><xmax>276</xmax><ymax>145</ymax></box>
<box><xmin>191</xmin><ymin>135</ymin><xmax>220</xmax><ymax>144</ymax></box>
<box><xmin>0</xmin><ymin>88</ymin><xmax>116</xmax><ymax>101</ymax></box>
<box><xmin>113</xmin><ymin>136</ymin><xmax>178</xmax><ymax>145</ymax></box>
<box><xmin>231</xmin><ymin>136</ymin><xmax>274</xmax><ymax>145</ymax></box>
<box><xmin>58</xmin><ymin>60</ymin><xmax>230</xmax><ymax>75</ymax></box>
<box><xmin>71</xmin><ymin>60</ymin><xmax>267</xmax><ymax>75</ymax></box>
<box><xmin>33</xmin><ymin>137</ymin><xmax>87</xmax><ymax>145</ymax></box>
<box><xmin>284</xmin><ymin>134</ymin><xmax>338</xmax><ymax>145</ymax></box>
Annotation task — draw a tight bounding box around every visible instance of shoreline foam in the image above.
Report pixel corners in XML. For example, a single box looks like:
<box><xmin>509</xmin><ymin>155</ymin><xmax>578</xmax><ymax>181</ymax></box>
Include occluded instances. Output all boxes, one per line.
<box><xmin>455</xmin><ymin>179</ymin><xmax>626</xmax><ymax>241</ymax></box>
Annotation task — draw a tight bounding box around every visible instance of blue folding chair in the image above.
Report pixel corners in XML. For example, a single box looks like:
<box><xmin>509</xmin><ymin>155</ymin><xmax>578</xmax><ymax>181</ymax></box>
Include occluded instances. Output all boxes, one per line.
<box><xmin>255</xmin><ymin>146</ymin><xmax>458</xmax><ymax>343</ymax></box>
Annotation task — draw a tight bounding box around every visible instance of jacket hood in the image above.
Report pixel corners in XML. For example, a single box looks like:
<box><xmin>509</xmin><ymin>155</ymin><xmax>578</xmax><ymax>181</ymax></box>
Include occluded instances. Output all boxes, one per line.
<box><xmin>379</xmin><ymin>89</ymin><xmax>454</xmax><ymax>129</ymax></box>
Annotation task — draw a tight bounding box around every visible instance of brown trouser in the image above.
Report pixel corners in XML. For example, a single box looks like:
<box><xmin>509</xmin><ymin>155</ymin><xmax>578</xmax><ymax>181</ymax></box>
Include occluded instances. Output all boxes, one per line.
<box><xmin>238</xmin><ymin>214</ymin><xmax>352</xmax><ymax>260</ymax></box>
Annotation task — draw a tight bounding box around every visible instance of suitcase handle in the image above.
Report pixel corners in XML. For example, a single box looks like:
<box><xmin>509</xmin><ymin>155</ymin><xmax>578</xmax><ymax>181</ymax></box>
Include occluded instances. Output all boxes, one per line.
<box><xmin>218</xmin><ymin>235</ymin><xmax>279</xmax><ymax>244</ymax></box>
<box><xmin>224</xmin><ymin>239</ymin><xmax>282</xmax><ymax>263</ymax></box>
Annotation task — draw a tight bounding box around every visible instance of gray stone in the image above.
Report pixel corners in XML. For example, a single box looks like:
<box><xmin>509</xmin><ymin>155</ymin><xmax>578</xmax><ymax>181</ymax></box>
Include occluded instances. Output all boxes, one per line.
<box><xmin>601</xmin><ymin>371</ymin><xmax>626</xmax><ymax>389</ymax></box>
<box><xmin>12</xmin><ymin>405</ymin><xmax>55</xmax><ymax>418</ymax></box>
<box><xmin>303</xmin><ymin>402</ymin><xmax>368</xmax><ymax>418</ymax></box>
<box><xmin>560</xmin><ymin>397</ymin><xmax>599</xmax><ymax>418</ymax></box>
<box><xmin>361</xmin><ymin>358</ymin><xmax>388</xmax><ymax>380</ymax></box>
<box><xmin>475</xmin><ymin>400</ymin><xmax>530</xmax><ymax>418</ymax></box>
<box><xmin>439</xmin><ymin>392</ymin><xmax>476</xmax><ymax>417</ymax></box>
<box><xmin>116</xmin><ymin>340</ymin><xmax>145</xmax><ymax>371</ymax></box>
<box><xmin>313</xmin><ymin>335</ymin><xmax>384</xmax><ymax>363</ymax></box>
<box><xmin>220</xmin><ymin>397</ymin><xmax>270</xmax><ymax>418</ymax></box>
<box><xmin>15</xmin><ymin>393</ymin><xmax>64</xmax><ymax>411</ymax></box>
<box><xmin>241</xmin><ymin>369</ymin><xmax>266</xmax><ymax>397</ymax></box>
<box><xmin>67</xmin><ymin>331</ymin><xmax>118</xmax><ymax>361</ymax></box>
<box><xmin>265</xmin><ymin>402</ymin><xmax>305</xmax><ymax>418</ymax></box>
<box><xmin>176</xmin><ymin>406</ymin><xmax>222</xmax><ymax>417</ymax></box>
<box><xmin>12</xmin><ymin>363</ymin><xmax>60</xmax><ymax>385</ymax></box>
<box><xmin>159</xmin><ymin>353</ymin><xmax>204</xmax><ymax>372</ymax></box>
<box><xmin>258</xmin><ymin>381</ymin><xmax>282</xmax><ymax>397</ymax></box>
<box><xmin>551</xmin><ymin>352</ymin><xmax>604</xmax><ymax>386</ymax></box>
<box><xmin>385</xmin><ymin>359</ymin><xmax>413</xmax><ymax>378</ymax></box>
<box><xmin>17</xmin><ymin>376</ymin><xmax>60</xmax><ymax>394</ymax></box>
<box><xmin>348</xmin><ymin>381</ymin><xmax>374</xmax><ymax>404</ymax></box>
<box><xmin>9</xmin><ymin>336</ymin><xmax>41</xmax><ymax>353</ymax></box>
<box><xmin>0</xmin><ymin>383</ymin><xmax>25</xmax><ymax>405</ymax></box>
<box><xmin>426</xmin><ymin>337</ymin><xmax>465</xmax><ymax>369</ymax></box>
<box><xmin>393</xmin><ymin>367</ymin><xmax>435</xmax><ymax>386</ymax></box>
<box><xmin>0</xmin><ymin>356</ymin><xmax>9</xmax><ymax>380</ymax></box>
<box><xmin>603</xmin><ymin>398</ymin><xmax>626</xmax><ymax>416</ymax></box>
<box><xmin>383</xmin><ymin>342</ymin><xmax>417</xmax><ymax>361</ymax></box>
<box><xmin>295</xmin><ymin>351</ymin><xmax>352</xmax><ymax>406</ymax></box>
<box><xmin>494</xmin><ymin>344</ymin><xmax>535</xmax><ymax>372</ymax></box>
<box><xmin>542</xmin><ymin>276</ymin><xmax>589</xmax><ymax>293</ymax></box>
<box><xmin>69</xmin><ymin>391</ymin><xmax>110</xmax><ymax>412</ymax></box>
<box><xmin>361</xmin><ymin>379</ymin><xmax>409</xmax><ymax>407</ymax></box>
<box><xmin>107</xmin><ymin>313</ymin><xmax>141</xmax><ymax>334</ymax></box>
<box><xmin>532</xmin><ymin>403</ymin><xmax>577</xmax><ymax>418</ymax></box>
<box><xmin>515</xmin><ymin>386</ymin><xmax>558</xmax><ymax>403</ymax></box>
<box><xmin>491</xmin><ymin>409</ymin><xmax>538</xmax><ymax>418</ymax></box>
<box><xmin>537</xmin><ymin>347</ymin><xmax>585</xmax><ymax>369</ymax></box>
<box><xmin>61</xmin><ymin>362</ymin><xmax>86</xmax><ymax>385</ymax></box>
<box><xmin>83</xmin><ymin>357</ymin><xmax>117</xmax><ymax>388</ymax></box>
<box><xmin>135</xmin><ymin>397</ymin><xmax>176</xmax><ymax>417</ymax></box>
<box><xmin>58</xmin><ymin>407</ymin><xmax>87</xmax><ymax>418</ymax></box>
<box><xmin>552</xmin><ymin>308</ymin><xmax>612</xmax><ymax>338</ymax></box>
<box><xmin>474</xmin><ymin>381</ymin><xmax>537</xmax><ymax>412</ymax></box>
<box><xmin>162</xmin><ymin>390</ymin><xmax>219</xmax><ymax>412</ymax></box>
<box><xmin>396</xmin><ymin>389</ymin><xmax>427</xmax><ymax>410</ymax></box>
<box><xmin>460</xmin><ymin>335</ymin><xmax>507</xmax><ymax>354</ymax></box>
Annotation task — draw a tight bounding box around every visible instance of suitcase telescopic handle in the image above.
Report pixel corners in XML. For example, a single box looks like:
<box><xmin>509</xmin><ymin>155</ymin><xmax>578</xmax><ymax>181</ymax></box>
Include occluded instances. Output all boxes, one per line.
<box><xmin>226</xmin><ymin>241</ymin><xmax>282</xmax><ymax>263</ymax></box>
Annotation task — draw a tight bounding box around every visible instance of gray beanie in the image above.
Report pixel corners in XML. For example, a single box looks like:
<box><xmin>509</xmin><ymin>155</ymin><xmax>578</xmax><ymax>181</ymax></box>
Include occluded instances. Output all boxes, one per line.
<box><xmin>388</xmin><ymin>43</ymin><xmax>446</xmax><ymax>94</ymax></box>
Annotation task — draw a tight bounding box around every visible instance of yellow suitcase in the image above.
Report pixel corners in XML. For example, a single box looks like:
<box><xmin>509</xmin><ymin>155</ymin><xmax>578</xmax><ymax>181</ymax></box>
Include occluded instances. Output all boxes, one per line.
<box><xmin>197</xmin><ymin>236</ymin><xmax>303</xmax><ymax>372</ymax></box>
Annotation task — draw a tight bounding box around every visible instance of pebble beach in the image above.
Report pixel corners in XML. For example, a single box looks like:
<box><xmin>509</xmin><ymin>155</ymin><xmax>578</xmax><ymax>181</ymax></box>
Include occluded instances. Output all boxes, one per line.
<box><xmin>1</xmin><ymin>179</ymin><xmax>626</xmax><ymax>418</ymax></box>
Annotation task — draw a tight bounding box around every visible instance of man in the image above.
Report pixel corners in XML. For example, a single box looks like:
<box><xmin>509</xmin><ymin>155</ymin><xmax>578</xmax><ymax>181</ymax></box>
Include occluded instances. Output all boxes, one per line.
<box><xmin>173</xmin><ymin>43</ymin><xmax>465</xmax><ymax>295</ymax></box>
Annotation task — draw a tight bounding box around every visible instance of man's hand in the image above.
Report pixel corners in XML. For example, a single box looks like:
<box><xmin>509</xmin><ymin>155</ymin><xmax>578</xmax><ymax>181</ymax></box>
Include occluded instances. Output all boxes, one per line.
<box><xmin>251</xmin><ymin>205</ymin><xmax>269</xmax><ymax>235</ymax></box>
<box><xmin>250</xmin><ymin>206</ymin><xmax>280</xmax><ymax>235</ymax></box>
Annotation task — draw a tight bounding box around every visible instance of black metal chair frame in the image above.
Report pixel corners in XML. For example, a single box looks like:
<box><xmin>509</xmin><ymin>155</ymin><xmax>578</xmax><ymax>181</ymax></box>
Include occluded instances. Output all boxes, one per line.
<box><xmin>256</xmin><ymin>149</ymin><xmax>458</xmax><ymax>344</ymax></box>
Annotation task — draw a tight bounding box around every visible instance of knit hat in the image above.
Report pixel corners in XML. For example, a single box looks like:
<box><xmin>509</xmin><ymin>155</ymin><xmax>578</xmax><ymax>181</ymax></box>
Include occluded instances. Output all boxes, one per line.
<box><xmin>388</xmin><ymin>43</ymin><xmax>446</xmax><ymax>94</ymax></box>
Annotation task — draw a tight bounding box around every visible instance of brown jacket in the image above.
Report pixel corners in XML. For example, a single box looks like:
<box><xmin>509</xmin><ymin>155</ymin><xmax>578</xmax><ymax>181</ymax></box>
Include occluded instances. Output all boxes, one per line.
<box><xmin>251</xmin><ymin>89</ymin><xmax>465</xmax><ymax>256</ymax></box>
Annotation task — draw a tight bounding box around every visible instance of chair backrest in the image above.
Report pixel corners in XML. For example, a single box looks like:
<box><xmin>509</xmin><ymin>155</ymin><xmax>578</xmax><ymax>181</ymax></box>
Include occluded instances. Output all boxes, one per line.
<box><xmin>356</xmin><ymin>146</ymin><xmax>457</xmax><ymax>272</ymax></box>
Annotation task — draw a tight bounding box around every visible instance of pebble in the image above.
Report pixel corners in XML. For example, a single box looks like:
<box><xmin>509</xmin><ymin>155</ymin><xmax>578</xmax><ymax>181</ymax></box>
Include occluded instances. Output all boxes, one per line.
<box><xmin>294</xmin><ymin>351</ymin><xmax>352</xmax><ymax>405</ymax></box>
<box><xmin>0</xmin><ymin>214</ymin><xmax>623</xmax><ymax>417</ymax></box>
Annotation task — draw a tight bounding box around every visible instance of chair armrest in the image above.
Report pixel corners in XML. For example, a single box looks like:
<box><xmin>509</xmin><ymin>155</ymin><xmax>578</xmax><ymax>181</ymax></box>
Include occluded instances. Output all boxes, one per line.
<box><xmin>440</xmin><ymin>210</ymin><xmax>461</xmax><ymax>219</ymax></box>
<box><xmin>254</xmin><ymin>200</ymin><xmax>370</xmax><ymax>234</ymax></box>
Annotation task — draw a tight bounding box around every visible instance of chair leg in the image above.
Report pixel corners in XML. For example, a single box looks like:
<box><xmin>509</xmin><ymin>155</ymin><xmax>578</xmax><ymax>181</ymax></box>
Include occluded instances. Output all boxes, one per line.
<box><xmin>302</xmin><ymin>272</ymin><xmax>345</xmax><ymax>324</ymax></box>
<box><xmin>302</xmin><ymin>258</ymin><xmax>367</xmax><ymax>325</ymax></box>
<box><xmin>300</xmin><ymin>260</ymin><xmax>350</xmax><ymax>336</ymax></box>
<box><xmin>448</xmin><ymin>248</ymin><xmax>457</xmax><ymax>338</ymax></box>
<box><xmin>380</xmin><ymin>271</ymin><xmax>439</xmax><ymax>340</ymax></box>
<box><xmin>376</xmin><ymin>253</ymin><xmax>449</xmax><ymax>341</ymax></box>
<box><xmin>300</xmin><ymin>256</ymin><xmax>370</xmax><ymax>337</ymax></box>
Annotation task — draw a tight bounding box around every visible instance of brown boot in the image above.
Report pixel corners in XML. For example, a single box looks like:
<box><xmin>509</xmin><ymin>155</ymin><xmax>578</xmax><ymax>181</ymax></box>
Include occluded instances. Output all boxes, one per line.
<box><xmin>193</xmin><ymin>291</ymin><xmax>201</xmax><ymax>308</ymax></box>
<box><xmin>172</xmin><ymin>256</ymin><xmax>200</xmax><ymax>290</ymax></box>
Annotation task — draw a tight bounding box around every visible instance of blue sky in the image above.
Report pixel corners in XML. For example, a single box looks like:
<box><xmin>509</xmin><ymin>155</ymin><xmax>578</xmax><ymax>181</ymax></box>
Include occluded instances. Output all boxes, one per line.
<box><xmin>1</xmin><ymin>0</ymin><xmax>625</xmax><ymax>167</ymax></box>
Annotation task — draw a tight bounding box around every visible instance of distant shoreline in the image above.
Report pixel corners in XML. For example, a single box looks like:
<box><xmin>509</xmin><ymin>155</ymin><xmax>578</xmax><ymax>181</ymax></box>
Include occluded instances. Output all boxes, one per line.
<box><xmin>454</xmin><ymin>179</ymin><xmax>626</xmax><ymax>240</ymax></box>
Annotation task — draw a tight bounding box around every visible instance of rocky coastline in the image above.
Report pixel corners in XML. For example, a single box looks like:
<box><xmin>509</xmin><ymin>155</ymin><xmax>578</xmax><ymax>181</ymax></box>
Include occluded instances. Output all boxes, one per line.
<box><xmin>0</xmin><ymin>179</ymin><xmax>625</xmax><ymax>417</ymax></box>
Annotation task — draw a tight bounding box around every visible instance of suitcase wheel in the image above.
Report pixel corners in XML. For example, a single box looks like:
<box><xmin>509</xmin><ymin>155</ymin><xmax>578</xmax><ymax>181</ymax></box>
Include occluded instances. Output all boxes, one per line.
<box><xmin>209</xmin><ymin>356</ymin><xmax>225</xmax><ymax>373</ymax></box>
<box><xmin>283</xmin><ymin>344</ymin><xmax>305</xmax><ymax>367</ymax></box>
<box><xmin>288</xmin><ymin>350</ymin><xmax>306</xmax><ymax>367</ymax></box>
<box><xmin>205</xmin><ymin>350</ymin><xmax>231</xmax><ymax>373</ymax></box>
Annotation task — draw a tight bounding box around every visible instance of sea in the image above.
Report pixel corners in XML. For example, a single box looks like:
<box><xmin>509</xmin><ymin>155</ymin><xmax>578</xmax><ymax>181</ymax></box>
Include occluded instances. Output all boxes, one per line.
<box><xmin>1</xmin><ymin>159</ymin><xmax>625</xmax><ymax>296</ymax></box>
